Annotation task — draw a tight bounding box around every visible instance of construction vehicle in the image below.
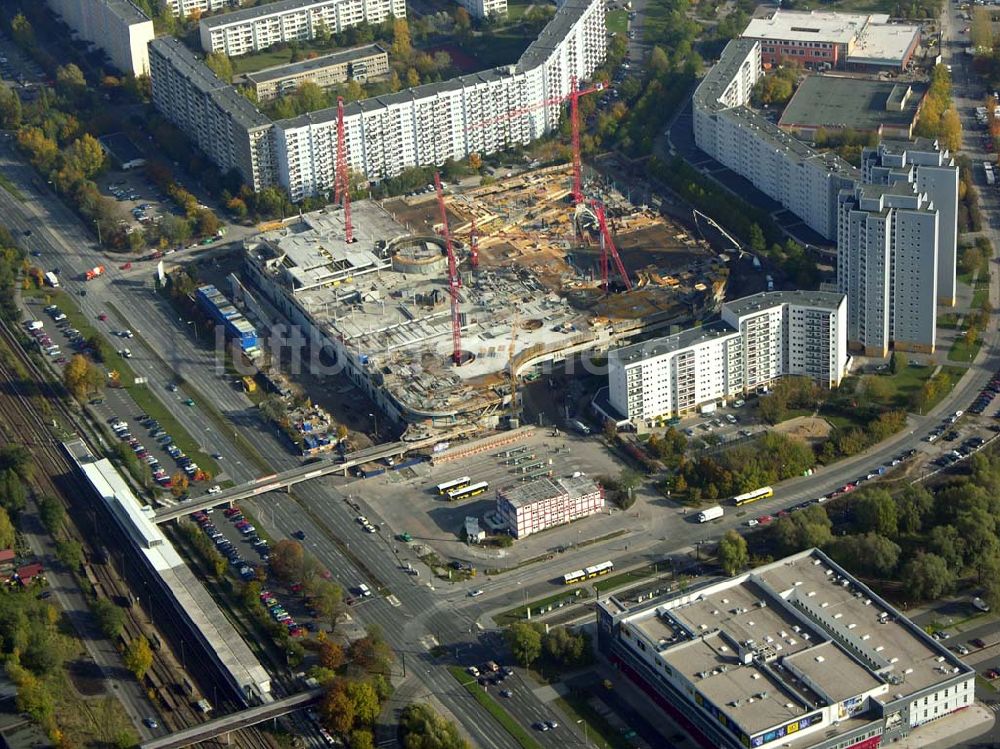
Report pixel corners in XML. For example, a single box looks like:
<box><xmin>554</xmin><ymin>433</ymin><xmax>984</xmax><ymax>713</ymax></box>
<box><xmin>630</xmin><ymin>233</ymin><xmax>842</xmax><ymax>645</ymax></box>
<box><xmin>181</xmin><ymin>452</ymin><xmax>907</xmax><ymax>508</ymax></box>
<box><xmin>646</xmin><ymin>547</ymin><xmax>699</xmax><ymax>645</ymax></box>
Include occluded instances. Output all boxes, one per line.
<box><xmin>85</xmin><ymin>265</ymin><xmax>106</xmax><ymax>281</ymax></box>
<box><xmin>241</xmin><ymin>376</ymin><xmax>257</xmax><ymax>393</ymax></box>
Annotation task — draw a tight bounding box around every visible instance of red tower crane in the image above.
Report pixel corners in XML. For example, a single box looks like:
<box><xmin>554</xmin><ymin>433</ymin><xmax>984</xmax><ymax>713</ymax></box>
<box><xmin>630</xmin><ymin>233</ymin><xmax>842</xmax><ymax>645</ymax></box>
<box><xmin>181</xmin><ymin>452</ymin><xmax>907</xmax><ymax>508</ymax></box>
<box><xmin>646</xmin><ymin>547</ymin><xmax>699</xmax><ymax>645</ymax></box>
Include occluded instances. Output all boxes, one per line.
<box><xmin>335</xmin><ymin>96</ymin><xmax>353</xmax><ymax>244</ymax></box>
<box><xmin>590</xmin><ymin>200</ymin><xmax>632</xmax><ymax>294</ymax></box>
<box><xmin>469</xmin><ymin>217</ymin><xmax>479</xmax><ymax>270</ymax></box>
<box><xmin>434</xmin><ymin>172</ymin><xmax>463</xmax><ymax>364</ymax></box>
<box><xmin>570</xmin><ymin>76</ymin><xmax>585</xmax><ymax>206</ymax></box>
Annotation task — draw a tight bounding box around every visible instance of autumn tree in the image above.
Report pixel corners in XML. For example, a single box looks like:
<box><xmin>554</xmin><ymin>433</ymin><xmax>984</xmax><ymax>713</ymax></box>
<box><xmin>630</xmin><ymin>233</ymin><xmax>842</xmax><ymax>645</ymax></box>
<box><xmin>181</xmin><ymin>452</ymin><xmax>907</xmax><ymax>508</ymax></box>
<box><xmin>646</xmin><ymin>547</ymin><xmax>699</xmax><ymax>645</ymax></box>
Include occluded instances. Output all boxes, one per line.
<box><xmin>319</xmin><ymin>641</ymin><xmax>345</xmax><ymax>670</ymax></box>
<box><xmin>170</xmin><ymin>471</ymin><xmax>189</xmax><ymax>497</ymax></box>
<box><xmin>63</xmin><ymin>354</ymin><xmax>103</xmax><ymax>398</ymax></box>
<box><xmin>270</xmin><ymin>539</ymin><xmax>305</xmax><ymax>582</ymax></box>
<box><xmin>123</xmin><ymin>635</ymin><xmax>153</xmax><ymax>680</ymax></box>
<box><xmin>64</xmin><ymin>134</ymin><xmax>106</xmax><ymax>179</ymax></box>
<box><xmin>391</xmin><ymin>18</ymin><xmax>412</xmax><ymax>56</ymax></box>
<box><xmin>205</xmin><ymin>52</ymin><xmax>234</xmax><ymax>83</ymax></box>
<box><xmin>55</xmin><ymin>64</ymin><xmax>87</xmax><ymax>99</ymax></box>
<box><xmin>940</xmin><ymin>108</ymin><xmax>962</xmax><ymax>153</ymax></box>
<box><xmin>718</xmin><ymin>530</ymin><xmax>749</xmax><ymax>576</ymax></box>
<box><xmin>321</xmin><ymin>681</ymin><xmax>355</xmax><ymax>736</ymax></box>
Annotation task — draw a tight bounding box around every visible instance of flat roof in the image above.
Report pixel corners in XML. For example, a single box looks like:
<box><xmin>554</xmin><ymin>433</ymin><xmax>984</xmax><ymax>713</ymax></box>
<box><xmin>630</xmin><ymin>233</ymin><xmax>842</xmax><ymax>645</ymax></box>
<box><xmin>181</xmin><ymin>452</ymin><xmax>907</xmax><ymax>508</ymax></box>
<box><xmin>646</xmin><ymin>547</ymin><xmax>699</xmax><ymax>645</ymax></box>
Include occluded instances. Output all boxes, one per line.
<box><xmin>517</xmin><ymin>0</ymin><xmax>597</xmax><ymax>70</ymax></box>
<box><xmin>499</xmin><ymin>475</ymin><xmax>600</xmax><ymax>509</ymax></box>
<box><xmin>246</xmin><ymin>44</ymin><xmax>386</xmax><ymax>84</ymax></box>
<box><xmin>848</xmin><ymin>22</ymin><xmax>921</xmax><ymax>65</ymax></box>
<box><xmin>779</xmin><ymin>75</ymin><xmax>925</xmax><ymax>132</ymax></box>
<box><xmin>610</xmin><ymin>320</ymin><xmax>739</xmax><ymax>366</ymax></box>
<box><xmin>722</xmin><ymin>290</ymin><xmax>845</xmax><ymax>318</ymax></box>
<box><xmin>609</xmin><ymin>549</ymin><xmax>973</xmax><ymax>742</ymax></box>
<box><xmin>742</xmin><ymin>10</ymin><xmax>888</xmax><ymax>45</ymax></box>
<box><xmin>69</xmin><ymin>443</ymin><xmax>272</xmax><ymax>697</ymax></box>
<box><xmin>201</xmin><ymin>0</ymin><xmax>336</xmax><ymax>28</ymax></box>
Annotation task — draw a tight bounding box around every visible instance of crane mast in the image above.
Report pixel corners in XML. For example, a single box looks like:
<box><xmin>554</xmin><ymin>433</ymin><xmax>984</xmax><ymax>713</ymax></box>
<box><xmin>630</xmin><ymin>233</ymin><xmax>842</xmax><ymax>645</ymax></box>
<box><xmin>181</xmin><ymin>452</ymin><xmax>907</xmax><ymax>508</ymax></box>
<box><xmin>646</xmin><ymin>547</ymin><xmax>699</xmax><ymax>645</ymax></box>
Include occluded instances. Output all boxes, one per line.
<box><xmin>434</xmin><ymin>172</ymin><xmax>463</xmax><ymax>364</ymax></box>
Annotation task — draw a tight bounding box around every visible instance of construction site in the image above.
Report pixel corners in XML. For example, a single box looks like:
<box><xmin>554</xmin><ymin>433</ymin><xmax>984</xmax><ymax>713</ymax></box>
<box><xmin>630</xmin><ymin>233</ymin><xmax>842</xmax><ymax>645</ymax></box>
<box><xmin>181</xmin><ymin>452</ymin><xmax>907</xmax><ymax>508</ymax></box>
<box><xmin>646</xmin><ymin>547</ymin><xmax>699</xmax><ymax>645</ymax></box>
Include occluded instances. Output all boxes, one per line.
<box><xmin>241</xmin><ymin>163</ymin><xmax>729</xmax><ymax>441</ymax></box>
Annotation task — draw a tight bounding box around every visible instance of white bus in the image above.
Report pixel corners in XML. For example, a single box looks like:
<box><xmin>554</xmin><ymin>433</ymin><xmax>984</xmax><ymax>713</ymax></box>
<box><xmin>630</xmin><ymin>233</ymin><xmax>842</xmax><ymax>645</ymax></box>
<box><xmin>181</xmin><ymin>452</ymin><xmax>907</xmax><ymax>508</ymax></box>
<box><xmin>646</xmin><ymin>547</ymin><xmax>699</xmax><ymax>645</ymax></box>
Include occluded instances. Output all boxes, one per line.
<box><xmin>436</xmin><ymin>476</ymin><xmax>471</xmax><ymax>495</ymax></box>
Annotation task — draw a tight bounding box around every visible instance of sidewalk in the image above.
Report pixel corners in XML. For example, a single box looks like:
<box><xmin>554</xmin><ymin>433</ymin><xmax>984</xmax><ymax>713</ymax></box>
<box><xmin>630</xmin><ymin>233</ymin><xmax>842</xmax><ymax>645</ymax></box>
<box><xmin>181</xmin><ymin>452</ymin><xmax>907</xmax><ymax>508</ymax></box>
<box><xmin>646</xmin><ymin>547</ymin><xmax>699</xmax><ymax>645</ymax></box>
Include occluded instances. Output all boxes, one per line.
<box><xmin>891</xmin><ymin>703</ymin><xmax>994</xmax><ymax>748</ymax></box>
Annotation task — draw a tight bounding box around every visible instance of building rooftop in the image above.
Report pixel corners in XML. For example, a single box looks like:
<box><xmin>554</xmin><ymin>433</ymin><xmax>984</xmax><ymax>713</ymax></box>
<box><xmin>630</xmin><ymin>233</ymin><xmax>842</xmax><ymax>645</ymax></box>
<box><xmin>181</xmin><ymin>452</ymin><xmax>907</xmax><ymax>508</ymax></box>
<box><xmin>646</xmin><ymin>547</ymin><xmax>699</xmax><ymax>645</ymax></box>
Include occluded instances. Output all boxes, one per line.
<box><xmin>69</xmin><ymin>443</ymin><xmax>272</xmax><ymax>699</ymax></box>
<box><xmin>722</xmin><ymin>290</ymin><xmax>845</xmax><ymax>318</ymax></box>
<box><xmin>778</xmin><ymin>76</ymin><xmax>926</xmax><ymax>133</ymax></box>
<box><xmin>517</xmin><ymin>0</ymin><xmax>597</xmax><ymax>71</ymax></box>
<box><xmin>201</xmin><ymin>0</ymin><xmax>336</xmax><ymax>28</ymax></box>
<box><xmin>608</xmin><ymin>549</ymin><xmax>973</xmax><ymax>744</ymax></box>
<box><xmin>245</xmin><ymin>44</ymin><xmax>386</xmax><ymax>84</ymax></box>
<box><xmin>610</xmin><ymin>321</ymin><xmax>739</xmax><ymax>365</ymax></box>
<box><xmin>150</xmin><ymin>37</ymin><xmax>272</xmax><ymax>131</ymax></box>
<box><xmin>742</xmin><ymin>10</ymin><xmax>888</xmax><ymax>45</ymax></box>
<box><xmin>848</xmin><ymin>21</ymin><xmax>921</xmax><ymax>66</ymax></box>
<box><xmin>498</xmin><ymin>474</ymin><xmax>600</xmax><ymax>509</ymax></box>
<box><xmin>98</xmin><ymin>0</ymin><xmax>152</xmax><ymax>25</ymax></box>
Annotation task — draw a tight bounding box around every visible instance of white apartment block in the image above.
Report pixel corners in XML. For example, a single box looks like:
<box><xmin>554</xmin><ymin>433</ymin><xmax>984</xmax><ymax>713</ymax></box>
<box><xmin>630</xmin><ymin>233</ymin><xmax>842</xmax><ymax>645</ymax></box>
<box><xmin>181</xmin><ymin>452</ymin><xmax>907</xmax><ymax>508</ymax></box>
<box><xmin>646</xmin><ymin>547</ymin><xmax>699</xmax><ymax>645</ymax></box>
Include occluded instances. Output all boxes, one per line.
<box><xmin>46</xmin><ymin>0</ymin><xmax>154</xmax><ymax>76</ymax></box>
<box><xmin>150</xmin><ymin>0</ymin><xmax>604</xmax><ymax>195</ymax></box>
<box><xmin>199</xmin><ymin>0</ymin><xmax>406</xmax><ymax>57</ymax></box>
<box><xmin>497</xmin><ymin>475</ymin><xmax>604</xmax><ymax>539</ymax></box>
<box><xmin>862</xmin><ymin>140</ymin><xmax>959</xmax><ymax>307</ymax></box>
<box><xmin>693</xmin><ymin>39</ymin><xmax>858</xmax><ymax>241</ymax></box>
<box><xmin>608</xmin><ymin>291</ymin><xmax>848</xmax><ymax>424</ymax></box>
<box><xmin>456</xmin><ymin>0</ymin><xmax>508</xmax><ymax>19</ymax></box>
<box><xmin>838</xmin><ymin>182</ymin><xmax>939</xmax><ymax>357</ymax></box>
<box><xmin>165</xmin><ymin>0</ymin><xmax>238</xmax><ymax>16</ymax></box>
<box><xmin>148</xmin><ymin>38</ymin><xmax>277</xmax><ymax>190</ymax></box>
<box><xmin>276</xmin><ymin>0</ymin><xmax>605</xmax><ymax>198</ymax></box>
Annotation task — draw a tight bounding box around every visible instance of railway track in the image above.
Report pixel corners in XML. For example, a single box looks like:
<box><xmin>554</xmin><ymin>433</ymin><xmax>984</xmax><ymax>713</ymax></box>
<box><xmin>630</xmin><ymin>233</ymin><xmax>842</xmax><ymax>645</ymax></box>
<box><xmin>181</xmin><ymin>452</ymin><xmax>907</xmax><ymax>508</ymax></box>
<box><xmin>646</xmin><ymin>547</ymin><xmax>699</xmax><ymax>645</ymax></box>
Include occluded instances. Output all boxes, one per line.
<box><xmin>0</xmin><ymin>320</ymin><xmax>277</xmax><ymax>749</ymax></box>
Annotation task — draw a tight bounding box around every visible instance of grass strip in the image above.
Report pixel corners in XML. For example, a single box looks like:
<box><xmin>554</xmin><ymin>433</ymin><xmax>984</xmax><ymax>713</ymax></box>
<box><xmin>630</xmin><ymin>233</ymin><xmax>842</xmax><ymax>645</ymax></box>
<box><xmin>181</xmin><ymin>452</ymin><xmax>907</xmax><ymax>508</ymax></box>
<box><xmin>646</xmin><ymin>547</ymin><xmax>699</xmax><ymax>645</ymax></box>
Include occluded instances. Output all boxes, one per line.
<box><xmin>606</xmin><ymin>9</ymin><xmax>628</xmax><ymax>33</ymax></box>
<box><xmin>0</xmin><ymin>171</ymin><xmax>25</xmax><ymax>201</ymax></box>
<box><xmin>495</xmin><ymin>588</ymin><xmax>589</xmax><ymax>626</ymax></box>
<box><xmin>555</xmin><ymin>694</ymin><xmax>630</xmax><ymax>749</ymax></box>
<box><xmin>106</xmin><ymin>300</ymin><xmax>272</xmax><ymax>476</ymax></box>
<box><xmin>447</xmin><ymin>666</ymin><xmax>543</xmax><ymax>749</ymax></box>
<box><xmin>948</xmin><ymin>336</ymin><xmax>983</xmax><ymax>363</ymax></box>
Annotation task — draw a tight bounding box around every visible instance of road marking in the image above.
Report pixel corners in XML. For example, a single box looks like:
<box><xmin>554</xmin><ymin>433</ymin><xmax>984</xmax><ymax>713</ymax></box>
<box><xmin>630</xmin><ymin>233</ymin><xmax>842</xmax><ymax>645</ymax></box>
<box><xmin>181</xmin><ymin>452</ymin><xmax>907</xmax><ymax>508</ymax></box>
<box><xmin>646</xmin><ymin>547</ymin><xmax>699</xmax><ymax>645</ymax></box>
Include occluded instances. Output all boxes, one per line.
<box><xmin>420</xmin><ymin>635</ymin><xmax>439</xmax><ymax>650</ymax></box>
<box><xmin>387</xmin><ymin>594</ymin><xmax>401</xmax><ymax>607</ymax></box>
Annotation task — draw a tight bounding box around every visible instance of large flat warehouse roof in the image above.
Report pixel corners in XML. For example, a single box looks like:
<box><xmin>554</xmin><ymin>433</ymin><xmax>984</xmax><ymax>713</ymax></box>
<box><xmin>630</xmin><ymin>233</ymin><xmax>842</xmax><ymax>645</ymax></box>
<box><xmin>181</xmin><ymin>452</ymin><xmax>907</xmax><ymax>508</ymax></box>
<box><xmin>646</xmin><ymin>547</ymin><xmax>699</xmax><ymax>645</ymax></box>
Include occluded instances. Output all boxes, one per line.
<box><xmin>779</xmin><ymin>76</ymin><xmax>926</xmax><ymax>132</ymax></box>
<box><xmin>742</xmin><ymin>10</ymin><xmax>885</xmax><ymax>45</ymax></box>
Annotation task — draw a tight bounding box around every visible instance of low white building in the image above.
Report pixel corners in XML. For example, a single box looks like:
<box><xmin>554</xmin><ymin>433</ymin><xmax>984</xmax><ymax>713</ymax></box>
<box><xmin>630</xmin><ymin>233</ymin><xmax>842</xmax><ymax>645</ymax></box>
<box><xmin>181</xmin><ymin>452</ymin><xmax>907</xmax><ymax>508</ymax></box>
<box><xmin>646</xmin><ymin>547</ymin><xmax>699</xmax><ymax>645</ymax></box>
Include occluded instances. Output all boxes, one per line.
<box><xmin>46</xmin><ymin>0</ymin><xmax>154</xmax><ymax>76</ymax></box>
<box><xmin>165</xmin><ymin>0</ymin><xmax>237</xmax><ymax>16</ymax></box>
<box><xmin>497</xmin><ymin>475</ymin><xmax>604</xmax><ymax>539</ymax></box>
<box><xmin>199</xmin><ymin>0</ymin><xmax>406</xmax><ymax>57</ymax></box>
<box><xmin>456</xmin><ymin>0</ymin><xmax>507</xmax><ymax>18</ymax></box>
<box><xmin>608</xmin><ymin>291</ymin><xmax>848</xmax><ymax>424</ymax></box>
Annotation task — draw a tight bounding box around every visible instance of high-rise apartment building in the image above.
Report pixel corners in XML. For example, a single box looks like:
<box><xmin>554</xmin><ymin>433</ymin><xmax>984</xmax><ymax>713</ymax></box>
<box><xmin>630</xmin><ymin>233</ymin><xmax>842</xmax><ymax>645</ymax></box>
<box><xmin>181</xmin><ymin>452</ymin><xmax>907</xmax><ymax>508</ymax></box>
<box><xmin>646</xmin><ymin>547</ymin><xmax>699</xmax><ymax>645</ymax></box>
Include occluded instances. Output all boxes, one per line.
<box><xmin>165</xmin><ymin>0</ymin><xmax>238</xmax><ymax>16</ymax></box>
<box><xmin>837</xmin><ymin>182</ymin><xmax>939</xmax><ymax>356</ymax></box>
<box><xmin>693</xmin><ymin>40</ymin><xmax>858</xmax><ymax>241</ymax></box>
<box><xmin>199</xmin><ymin>0</ymin><xmax>406</xmax><ymax>57</ymax></box>
<box><xmin>148</xmin><ymin>38</ymin><xmax>277</xmax><ymax>190</ymax></box>
<box><xmin>862</xmin><ymin>140</ymin><xmax>959</xmax><ymax>307</ymax></box>
<box><xmin>46</xmin><ymin>0</ymin><xmax>154</xmax><ymax>76</ymax></box>
<box><xmin>150</xmin><ymin>0</ymin><xmax>604</xmax><ymax>196</ymax></box>
<box><xmin>608</xmin><ymin>291</ymin><xmax>848</xmax><ymax>424</ymax></box>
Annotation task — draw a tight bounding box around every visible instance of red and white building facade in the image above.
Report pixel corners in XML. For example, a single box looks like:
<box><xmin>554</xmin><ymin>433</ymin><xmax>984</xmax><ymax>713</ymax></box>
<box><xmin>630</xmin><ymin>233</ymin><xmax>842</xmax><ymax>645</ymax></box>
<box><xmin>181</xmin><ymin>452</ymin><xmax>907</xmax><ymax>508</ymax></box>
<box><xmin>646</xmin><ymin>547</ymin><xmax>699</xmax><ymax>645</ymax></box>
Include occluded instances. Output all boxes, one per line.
<box><xmin>497</xmin><ymin>475</ymin><xmax>604</xmax><ymax>539</ymax></box>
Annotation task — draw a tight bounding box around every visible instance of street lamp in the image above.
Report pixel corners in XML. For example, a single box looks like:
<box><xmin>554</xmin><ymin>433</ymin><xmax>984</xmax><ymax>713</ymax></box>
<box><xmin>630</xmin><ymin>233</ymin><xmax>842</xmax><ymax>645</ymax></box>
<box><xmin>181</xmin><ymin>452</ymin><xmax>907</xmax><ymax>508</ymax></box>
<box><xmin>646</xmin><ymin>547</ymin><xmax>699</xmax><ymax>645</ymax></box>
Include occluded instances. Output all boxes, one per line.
<box><xmin>369</xmin><ymin>411</ymin><xmax>378</xmax><ymax>440</ymax></box>
<box><xmin>576</xmin><ymin>718</ymin><xmax>590</xmax><ymax>747</ymax></box>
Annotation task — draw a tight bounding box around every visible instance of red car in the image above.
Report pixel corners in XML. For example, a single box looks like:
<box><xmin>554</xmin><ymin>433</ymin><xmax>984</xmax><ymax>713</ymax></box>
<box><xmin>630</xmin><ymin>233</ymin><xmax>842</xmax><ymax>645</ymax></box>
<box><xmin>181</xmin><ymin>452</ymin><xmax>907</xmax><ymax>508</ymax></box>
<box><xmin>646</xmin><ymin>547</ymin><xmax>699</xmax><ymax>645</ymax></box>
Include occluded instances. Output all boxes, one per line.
<box><xmin>757</xmin><ymin>515</ymin><xmax>773</xmax><ymax>525</ymax></box>
<box><xmin>119</xmin><ymin>262</ymin><xmax>132</xmax><ymax>270</ymax></box>
<box><xmin>290</xmin><ymin>582</ymin><xmax>304</xmax><ymax>593</ymax></box>
<box><xmin>985</xmin><ymin>668</ymin><xmax>1000</xmax><ymax>680</ymax></box>
<box><xmin>98</xmin><ymin>313</ymin><xmax>108</xmax><ymax>321</ymax></box>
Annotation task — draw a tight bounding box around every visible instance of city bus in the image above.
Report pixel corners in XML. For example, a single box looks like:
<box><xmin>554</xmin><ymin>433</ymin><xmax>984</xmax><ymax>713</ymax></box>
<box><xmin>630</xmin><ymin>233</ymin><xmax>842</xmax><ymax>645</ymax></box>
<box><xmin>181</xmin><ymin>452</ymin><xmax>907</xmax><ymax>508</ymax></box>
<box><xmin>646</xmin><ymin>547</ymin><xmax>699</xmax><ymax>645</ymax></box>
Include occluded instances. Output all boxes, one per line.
<box><xmin>446</xmin><ymin>481</ymin><xmax>489</xmax><ymax>501</ymax></box>
<box><xmin>732</xmin><ymin>486</ymin><xmax>774</xmax><ymax>507</ymax></box>
<box><xmin>436</xmin><ymin>476</ymin><xmax>471</xmax><ymax>495</ymax></box>
<box><xmin>562</xmin><ymin>561</ymin><xmax>614</xmax><ymax>585</ymax></box>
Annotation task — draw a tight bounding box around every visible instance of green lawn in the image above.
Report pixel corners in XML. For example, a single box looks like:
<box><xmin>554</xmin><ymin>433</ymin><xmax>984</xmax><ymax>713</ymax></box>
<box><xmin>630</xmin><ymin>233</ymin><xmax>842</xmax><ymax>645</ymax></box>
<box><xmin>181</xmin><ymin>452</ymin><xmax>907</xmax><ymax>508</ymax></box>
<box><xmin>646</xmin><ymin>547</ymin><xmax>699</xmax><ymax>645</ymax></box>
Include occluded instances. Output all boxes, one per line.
<box><xmin>861</xmin><ymin>364</ymin><xmax>966</xmax><ymax>412</ymax></box>
<box><xmin>0</xmin><ymin>172</ymin><xmax>25</xmax><ymax>201</ymax></box>
<box><xmin>231</xmin><ymin>48</ymin><xmax>299</xmax><ymax>76</ymax></box>
<box><xmin>949</xmin><ymin>335</ymin><xmax>983</xmax><ymax>363</ymax></box>
<box><xmin>506</xmin><ymin>0</ymin><xmax>535</xmax><ymax>21</ymax></box>
<box><xmin>972</xmin><ymin>282</ymin><xmax>990</xmax><ymax>310</ymax></box>
<box><xmin>938</xmin><ymin>313</ymin><xmax>960</xmax><ymax>329</ymax></box>
<box><xmin>448</xmin><ymin>667</ymin><xmax>543</xmax><ymax>749</ymax></box>
<box><xmin>495</xmin><ymin>588</ymin><xmax>588</xmax><ymax>626</ymax></box>
<box><xmin>606</xmin><ymin>9</ymin><xmax>628</xmax><ymax>34</ymax></box>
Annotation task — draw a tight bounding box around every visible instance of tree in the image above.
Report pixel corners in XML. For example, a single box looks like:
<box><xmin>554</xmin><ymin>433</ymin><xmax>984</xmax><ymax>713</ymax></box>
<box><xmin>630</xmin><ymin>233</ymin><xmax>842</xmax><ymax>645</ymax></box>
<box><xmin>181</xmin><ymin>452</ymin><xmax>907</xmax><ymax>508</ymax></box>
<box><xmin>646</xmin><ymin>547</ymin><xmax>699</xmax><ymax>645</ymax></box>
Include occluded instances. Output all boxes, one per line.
<box><xmin>270</xmin><ymin>539</ymin><xmax>305</xmax><ymax>582</ymax></box>
<box><xmin>903</xmin><ymin>552</ymin><xmax>955</xmax><ymax>601</ymax></box>
<box><xmin>170</xmin><ymin>471</ymin><xmax>189</xmax><ymax>497</ymax></box>
<box><xmin>36</xmin><ymin>496</ymin><xmax>63</xmax><ymax>536</ymax></box>
<box><xmin>56</xmin><ymin>539</ymin><xmax>84</xmax><ymax>569</ymax></box>
<box><xmin>319</xmin><ymin>641</ymin><xmax>345</xmax><ymax>670</ymax></box>
<box><xmin>321</xmin><ymin>682</ymin><xmax>355</xmax><ymax>736</ymax></box>
<box><xmin>399</xmin><ymin>703</ymin><xmax>471</xmax><ymax>749</ymax></box>
<box><xmin>542</xmin><ymin>626</ymin><xmax>588</xmax><ymax>666</ymax></box>
<box><xmin>196</xmin><ymin>209</ymin><xmax>220</xmax><ymax>238</ymax></box>
<box><xmin>827</xmin><ymin>533</ymin><xmax>900</xmax><ymax>577</ymax></box>
<box><xmin>391</xmin><ymin>18</ymin><xmax>412</xmax><ymax>56</ymax></box>
<box><xmin>0</xmin><ymin>505</ymin><xmax>14</xmax><ymax>550</ymax></box>
<box><xmin>93</xmin><ymin>598</ymin><xmax>126</xmax><ymax>640</ymax></box>
<box><xmin>0</xmin><ymin>87</ymin><xmax>22</xmax><ymax>129</ymax></box>
<box><xmin>853</xmin><ymin>489</ymin><xmax>898</xmax><ymax>538</ymax></box>
<box><xmin>749</xmin><ymin>223</ymin><xmax>766</xmax><ymax>255</ymax></box>
<box><xmin>506</xmin><ymin>621</ymin><xmax>542</xmax><ymax>668</ymax></box>
<box><xmin>56</xmin><ymin>64</ymin><xmax>87</xmax><ymax>98</ymax></box>
<box><xmin>890</xmin><ymin>351</ymin><xmax>906</xmax><ymax>374</ymax></box>
<box><xmin>10</xmin><ymin>13</ymin><xmax>34</xmax><ymax>48</ymax></box>
<box><xmin>406</xmin><ymin>67</ymin><xmax>420</xmax><ymax>88</ymax></box>
<box><xmin>123</xmin><ymin>635</ymin><xmax>153</xmax><ymax>680</ymax></box>
<box><xmin>897</xmin><ymin>485</ymin><xmax>933</xmax><ymax>534</ymax></box>
<box><xmin>160</xmin><ymin>215</ymin><xmax>192</xmax><ymax>247</ymax></box>
<box><xmin>940</xmin><ymin>108</ymin><xmax>962</xmax><ymax>153</ymax></box>
<box><xmin>312</xmin><ymin>580</ymin><xmax>344</xmax><ymax>624</ymax></box>
<box><xmin>718</xmin><ymin>530</ymin><xmax>749</xmax><ymax>576</ymax></box>
<box><xmin>345</xmin><ymin>680</ymin><xmax>380</xmax><ymax>725</ymax></box>
<box><xmin>348</xmin><ymin>626</ymin><xmax>393</xmax><ymax>674</ymax></box>
<box><xmin>64</xmin><ymin>134</ymin><xmax>106</xmax><ymax>179</ymax></box>
<box><xmin>63</xmin><ymin>354</ymin><xmax>102</xmax><ymax>398</ymax></box>
<box><xmin>860</xmin><ymin>375</ymin><xmax>893</xmax><ymax>405</ymax></box>
<box><xmin>350</xmin><ymin>729</ymin><xmax>375</xmax><ymax>749</ymax></box>
<box><xmin>205</xmin><ymin>52</ymin><xmax>234</xmax><ymax>83</ymax></box>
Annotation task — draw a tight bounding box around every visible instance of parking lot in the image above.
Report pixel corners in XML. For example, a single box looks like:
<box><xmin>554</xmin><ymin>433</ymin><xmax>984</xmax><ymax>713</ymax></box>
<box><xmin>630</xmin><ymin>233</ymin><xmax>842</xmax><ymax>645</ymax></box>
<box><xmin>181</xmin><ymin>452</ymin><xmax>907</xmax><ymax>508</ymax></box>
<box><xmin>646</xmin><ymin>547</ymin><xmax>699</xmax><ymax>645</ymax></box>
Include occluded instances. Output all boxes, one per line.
<box><xmin>95</xmin><ymin>170</ymin><xmax>171</xmax><ymax>239</ymax></box>
<box><xmin>0</xmin><ymin>31</ymin><xmax>45</xmax><ymax>90</ymax></box>
<box><xmin>355</xmin><ymin>429</ymin><xmax>640</xmax><ymax>565</ymax></box>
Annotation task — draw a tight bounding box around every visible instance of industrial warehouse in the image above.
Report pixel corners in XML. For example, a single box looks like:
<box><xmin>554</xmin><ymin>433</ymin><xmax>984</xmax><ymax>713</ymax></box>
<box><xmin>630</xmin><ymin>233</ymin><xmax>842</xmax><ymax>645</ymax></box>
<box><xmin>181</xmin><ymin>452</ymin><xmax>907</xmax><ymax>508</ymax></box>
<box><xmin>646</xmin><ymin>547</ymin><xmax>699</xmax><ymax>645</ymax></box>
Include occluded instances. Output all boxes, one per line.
<box><xmin>598</xmin><ymin>549</ymin><xmax>976</xmax><ymax>749</ymax></box>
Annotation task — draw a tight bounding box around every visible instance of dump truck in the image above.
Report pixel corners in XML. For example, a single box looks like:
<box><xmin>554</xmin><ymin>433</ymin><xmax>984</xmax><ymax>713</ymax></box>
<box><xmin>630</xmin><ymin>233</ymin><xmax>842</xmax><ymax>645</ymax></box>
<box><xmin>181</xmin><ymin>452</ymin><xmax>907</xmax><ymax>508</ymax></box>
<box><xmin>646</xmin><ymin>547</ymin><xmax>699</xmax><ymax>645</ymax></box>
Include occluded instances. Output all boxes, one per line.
<box><xmin>697</xmin><ymin>505</ymin><xmax>724</xmax><ymax>523</ymax></box>
<box><xmin>44</xmin><ymin>271</ymin><xmax>59</xmax><ymax>288</ymax></box>
<box><xmin>85</xmin><ymin>265</ymin><xmax>105</xmax><ymax>281</ymax></box>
